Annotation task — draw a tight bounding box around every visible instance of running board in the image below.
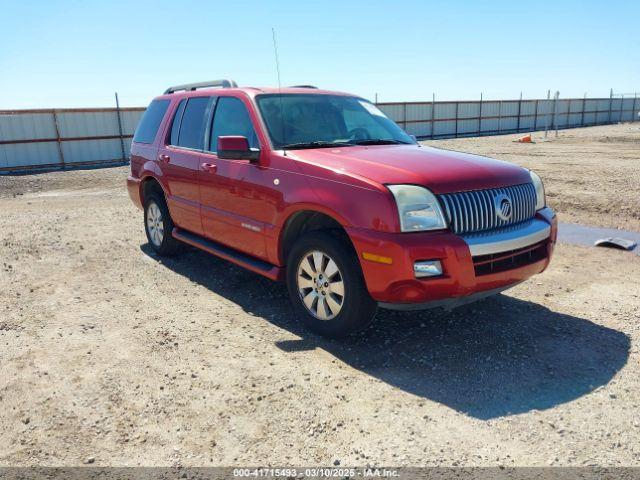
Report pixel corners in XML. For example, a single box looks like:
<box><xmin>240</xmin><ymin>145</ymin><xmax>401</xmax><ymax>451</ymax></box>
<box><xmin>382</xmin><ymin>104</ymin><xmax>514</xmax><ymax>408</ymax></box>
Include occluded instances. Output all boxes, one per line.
<box><xmin>172</xmin><ymin>228</ymin><xmax>283</xmax><ymax>281</ymax></box>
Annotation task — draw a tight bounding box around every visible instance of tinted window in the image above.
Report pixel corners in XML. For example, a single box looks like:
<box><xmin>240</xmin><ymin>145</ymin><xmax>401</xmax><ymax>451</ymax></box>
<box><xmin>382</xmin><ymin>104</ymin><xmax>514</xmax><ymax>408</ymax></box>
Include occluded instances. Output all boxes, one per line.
<box><xmin>177</xmin><ymin>97</ymin><xmax>210</xmax><ymax>149</ymax></box>
<box><xmin>133</xmin><ymin>99</ymin><xmax>170</xmax><ymax>144</ymax></box>
<box><xmin>256</xmin><ymin>94</ymin><xmax>412</xmax><ymax>149</ymax></box>
<box><xmin>169</xmin><ymin>99</ymin><xmax>187</xmax><ymax>146</ymax></box>
<box><xmin>210</xmin><ymin>97</ymin><xmax>258</xmax><ymax>152</ymax></box>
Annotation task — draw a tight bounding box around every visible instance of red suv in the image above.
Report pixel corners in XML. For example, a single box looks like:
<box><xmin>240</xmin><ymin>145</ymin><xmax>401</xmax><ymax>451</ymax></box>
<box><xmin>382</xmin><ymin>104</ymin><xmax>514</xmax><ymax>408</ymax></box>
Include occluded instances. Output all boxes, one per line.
<box><xmin>128</xmin><ymin>80</ymin><xmax>557</xmax><ymax>337</ymax></box>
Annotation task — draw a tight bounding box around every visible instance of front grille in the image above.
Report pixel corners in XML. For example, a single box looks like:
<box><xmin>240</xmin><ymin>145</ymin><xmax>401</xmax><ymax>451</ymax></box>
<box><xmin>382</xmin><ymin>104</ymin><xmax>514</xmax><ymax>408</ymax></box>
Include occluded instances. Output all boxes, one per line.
<box><xmin>473</xmin><ymin>240</ymin><xmax>548</xmax><ymax>276</ymax></box>
<box><xmin>439</xmin><ymin>183</ymin><xmax>537</xmax><ymax>234</ymax></box>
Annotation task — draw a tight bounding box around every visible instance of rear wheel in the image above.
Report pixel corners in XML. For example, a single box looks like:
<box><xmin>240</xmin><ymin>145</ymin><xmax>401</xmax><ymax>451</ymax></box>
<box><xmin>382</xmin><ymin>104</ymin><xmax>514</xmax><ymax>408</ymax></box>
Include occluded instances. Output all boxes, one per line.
<box><xmin>144</xmin><ymin>193</ymin><xmax>181</xmax><ymax>256</ymax></box>
<box><xmin>286</xmin><ymin>232</ymin><xmax>377</xmax><ymax>338</ymax></box>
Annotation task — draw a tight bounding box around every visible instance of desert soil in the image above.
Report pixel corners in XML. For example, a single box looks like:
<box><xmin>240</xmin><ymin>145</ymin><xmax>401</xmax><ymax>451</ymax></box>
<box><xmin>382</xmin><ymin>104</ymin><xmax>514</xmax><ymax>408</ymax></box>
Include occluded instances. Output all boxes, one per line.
<box><xmin>0</xmin><ymin>124</ymin><xmax>638</xmax><ymax>467</ymax></box>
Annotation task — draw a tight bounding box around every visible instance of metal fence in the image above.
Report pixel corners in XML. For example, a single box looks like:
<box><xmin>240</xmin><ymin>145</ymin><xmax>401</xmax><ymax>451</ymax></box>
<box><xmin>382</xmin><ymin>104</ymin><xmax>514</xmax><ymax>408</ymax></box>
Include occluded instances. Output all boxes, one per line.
<box><xmin>0</xmin><ymin>92</ymin><xmax>638</xmax><ymax>172</ymax></box>
<box><xmin>0</xmin><ymin>106</ymin><xmax>145</xmax><ymax>172</ymax></box>
<box><xmin>376</xmin><ymin>93</ymin><xmax>638</xmax><ymax>139</ymax></box>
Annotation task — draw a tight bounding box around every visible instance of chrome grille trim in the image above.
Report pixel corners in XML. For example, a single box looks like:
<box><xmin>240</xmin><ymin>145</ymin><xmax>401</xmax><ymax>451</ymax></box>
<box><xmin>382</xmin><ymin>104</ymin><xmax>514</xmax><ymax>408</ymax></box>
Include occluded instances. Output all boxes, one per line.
<box><xmin>439</xmin><ymin>183</ymin><xmax>537</xmax><ymax>235</ymax></box>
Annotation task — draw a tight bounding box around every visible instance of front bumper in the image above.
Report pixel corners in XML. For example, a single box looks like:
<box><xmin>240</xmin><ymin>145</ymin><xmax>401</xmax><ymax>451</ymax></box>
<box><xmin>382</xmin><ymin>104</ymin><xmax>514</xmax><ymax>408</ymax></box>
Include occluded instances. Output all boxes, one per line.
<box><xmin>347</xmin><ymin>207</ymin><xmax>557</xmax><ymax>308</ymax></box>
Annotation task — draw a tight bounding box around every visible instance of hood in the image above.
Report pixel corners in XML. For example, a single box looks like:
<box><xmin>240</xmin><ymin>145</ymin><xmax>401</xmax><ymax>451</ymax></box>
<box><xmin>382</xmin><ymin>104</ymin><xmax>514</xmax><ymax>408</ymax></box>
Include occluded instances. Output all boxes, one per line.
<box><xmin>289</xmin><ymin>144</ymin><xmax>531</xmax><ymax>194</ymax></box>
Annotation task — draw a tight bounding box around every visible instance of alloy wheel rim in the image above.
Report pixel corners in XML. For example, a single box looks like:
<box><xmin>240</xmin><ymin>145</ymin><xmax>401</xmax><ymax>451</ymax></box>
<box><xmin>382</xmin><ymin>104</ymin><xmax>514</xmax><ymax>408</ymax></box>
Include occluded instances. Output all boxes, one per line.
<box><xmin>146</xmin><ymin>202</ymin><xmax>164</xmax><ymax>247</ymax></box>
<box><xmin>297</xmin><ymin>250</ymin><xmax>345</xmax><ymax>320</ymax></box>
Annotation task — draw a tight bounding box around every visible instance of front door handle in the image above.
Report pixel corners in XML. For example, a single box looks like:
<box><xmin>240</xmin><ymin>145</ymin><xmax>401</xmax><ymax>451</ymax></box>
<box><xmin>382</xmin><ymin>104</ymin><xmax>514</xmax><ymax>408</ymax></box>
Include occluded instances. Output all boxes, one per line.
<box><xmin>201</xmin><ymin>162</ymin><xmax>217</xmax><ymax>173</ymax></box>
<box><xmin>158</xmin><ymin>154</ymin><xmax>170</xmax><ymax>163</ymax></box>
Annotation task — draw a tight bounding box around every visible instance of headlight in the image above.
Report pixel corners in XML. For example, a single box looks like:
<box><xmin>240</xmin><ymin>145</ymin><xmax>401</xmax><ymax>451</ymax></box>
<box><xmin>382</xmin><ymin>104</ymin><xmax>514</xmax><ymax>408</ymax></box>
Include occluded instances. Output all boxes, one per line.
<box><xmin>387</xmin><ymin>185</ymin><xmax>447</xmax><ymax>232</ymax></box>
<box><xmin>529</xmin><ymin>170</ymin><xmax>546</xmax><ymax>210</ymax></box>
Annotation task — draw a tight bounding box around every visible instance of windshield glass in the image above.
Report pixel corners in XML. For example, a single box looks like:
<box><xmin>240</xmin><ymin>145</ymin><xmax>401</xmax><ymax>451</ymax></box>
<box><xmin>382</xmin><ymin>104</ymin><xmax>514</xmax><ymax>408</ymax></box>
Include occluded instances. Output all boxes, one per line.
<box><xmin>256</xmin><ymin>94</ymin><xmax>414</xmax><ymax>149</ymax></box>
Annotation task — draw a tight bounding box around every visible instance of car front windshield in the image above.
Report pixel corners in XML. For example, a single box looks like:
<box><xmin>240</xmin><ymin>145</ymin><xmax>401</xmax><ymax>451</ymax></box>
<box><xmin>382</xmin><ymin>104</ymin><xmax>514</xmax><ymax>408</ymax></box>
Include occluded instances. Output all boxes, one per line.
<box><xmin>256</xmin><ymin>94</ymin><xmax>414</xmax><ymax>149</ymax></box>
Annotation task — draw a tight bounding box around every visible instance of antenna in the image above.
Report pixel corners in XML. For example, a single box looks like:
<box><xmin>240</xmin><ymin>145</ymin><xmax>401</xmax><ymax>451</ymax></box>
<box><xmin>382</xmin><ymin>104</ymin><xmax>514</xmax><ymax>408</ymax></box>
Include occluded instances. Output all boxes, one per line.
<box><xmin>271</xmin><ymin>27</ymin><xmax>287</xmax><ymax>155</ymax></box>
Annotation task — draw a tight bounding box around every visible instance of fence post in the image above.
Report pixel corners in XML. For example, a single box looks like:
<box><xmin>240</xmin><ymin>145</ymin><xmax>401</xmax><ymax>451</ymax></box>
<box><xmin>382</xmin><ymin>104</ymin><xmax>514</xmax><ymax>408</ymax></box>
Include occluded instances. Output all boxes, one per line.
<box><xmin>544</xmin><ymin>90</ymin><xmax>550</xmax><ymax>138</ymax></box>
<box><xmin>516</xmin><ymin>91</ymin><xmax>522</xmax><ymax>132</ymax></box>
<box><xmin>608</xmin><ymin>88</ymin><xmax>613</xmax><ymax>124</ymax></box>
<box><xmin>553</xmin><ymin>91</ymin><xmax>560</xmax><ymax>137</ymax></box>
<box><xmin>633</xmin><ymin>93</ymin><xmax>638</xmax><ymax>122</ymax></box>
<box><xmin>431</xmin><ymin>93</ymin><xmax>435</xmax><ymax>139</ymax></box>
<box><xmin>619</xmin><ymin>93</ymin><xmax>625</xmax><ymax>123</ymax></box>
<box><xmin>534</xmin><ymin>98</ymin><xmax>539</xmax><ymax>131</ymax></box>
<box><xmin>115</xmin><ymin>92</ymin><xmax>126</xmax><ymax>163</ymax></box>
<box><xmin>581</xmin><ymin>92</ymin><xmax>586</xmax><ymax>126</ymax></box>
<box><xmin>454</xmin><ymin>101</ymin><xmax>459</xmax><ymax>138</ymax></box>
<box><xmin>52</xmin><ymin>109</ymin><xmax>65</xmax><ymax>169</ymax></box>
<box><xmin>477</xmin><ymin>92</ymin><xmax>483</xmax><ymax>136</ymax></box>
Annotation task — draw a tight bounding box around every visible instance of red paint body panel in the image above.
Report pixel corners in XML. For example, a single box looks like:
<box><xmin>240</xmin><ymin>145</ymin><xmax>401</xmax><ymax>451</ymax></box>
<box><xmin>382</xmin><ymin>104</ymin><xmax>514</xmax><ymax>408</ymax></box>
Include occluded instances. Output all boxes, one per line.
<box><xmin>128</xmin><ymin>86</ymin><xmax>556</xmax><ymax>306</ymax></box>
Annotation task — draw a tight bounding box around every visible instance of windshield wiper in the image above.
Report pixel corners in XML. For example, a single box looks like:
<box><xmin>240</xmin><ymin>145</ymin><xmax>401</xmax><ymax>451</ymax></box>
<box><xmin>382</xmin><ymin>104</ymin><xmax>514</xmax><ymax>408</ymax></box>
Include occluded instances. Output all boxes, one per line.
<box><xmin>351</xmin><ymin>139</ymin><xmax>412</xmax><ymax>145</ymax></box>
<box><xmin>281</xmin><ymin>141</ymin><xmax>353</xmax><ymax>150</ymax></box>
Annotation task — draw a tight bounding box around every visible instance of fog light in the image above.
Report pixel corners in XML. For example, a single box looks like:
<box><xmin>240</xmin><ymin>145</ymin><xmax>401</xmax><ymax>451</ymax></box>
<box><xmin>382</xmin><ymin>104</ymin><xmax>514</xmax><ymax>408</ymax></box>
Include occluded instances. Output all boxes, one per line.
<box><xmin>414</xmin><ymin>260</ymin><xmax>442</xmax><ymax>278</ymax></box>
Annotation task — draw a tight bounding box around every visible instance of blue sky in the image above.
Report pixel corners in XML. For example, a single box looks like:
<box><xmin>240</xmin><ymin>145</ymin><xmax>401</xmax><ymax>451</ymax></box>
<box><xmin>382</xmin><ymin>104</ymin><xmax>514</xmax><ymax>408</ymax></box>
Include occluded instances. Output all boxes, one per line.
<box><xmin>1</xmin><ymin>0</ymin><xmax>638</xmax><ymax>108</ymax></box>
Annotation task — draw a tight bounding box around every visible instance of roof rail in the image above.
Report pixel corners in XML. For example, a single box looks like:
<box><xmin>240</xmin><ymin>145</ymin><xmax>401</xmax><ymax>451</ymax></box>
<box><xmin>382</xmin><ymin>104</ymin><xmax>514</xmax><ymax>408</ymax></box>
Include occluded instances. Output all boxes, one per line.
<box><xmin>164</xmin><ymin>79</ymin><xmax>238</xmax><ymax>94</ymax></box>
<box><xmin>289</xmin><ymin>85</ymin><xmax>318</xmax><ymax>89</ymax></box>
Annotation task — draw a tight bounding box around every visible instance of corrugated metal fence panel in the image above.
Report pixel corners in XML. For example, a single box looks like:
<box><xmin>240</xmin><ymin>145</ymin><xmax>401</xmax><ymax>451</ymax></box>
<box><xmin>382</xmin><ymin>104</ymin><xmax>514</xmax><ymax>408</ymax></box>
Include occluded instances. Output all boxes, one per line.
<box><xmin>0</xmin><ymin>113</ymin><xmax>57</xmax><ymax>141</ymax></box>
<box><xmin>481</xmin><ymin>101</ymin><xmax>500</xmax><ymax>117</ymax></box>
<box><xmin>458</xmin><ymin>119</ymin><xmax>479</xmax><ymax>134</ymax></box>
<box><xmin>405</xmin><ymin>103</ymin><xmax>432</xmax><ymax>122</ymax></box>
<box><xmin>405</xmin><ymin>121</ymin><xmax>431</xmax><ymax>137</ymax></box>
<box><xmin>57</xmin><ymin>111</ymin><xmax>120</xmax><ymax>138</ymax></box>
<box><xmin>519</xmin><ymin>115</ymin><xmax>535</xmax><ymax>130</ymax></box>
<box><xmin>458</xmin><ymin>102</ymin><xmax>480</xmax><ymax>119</ymax></box>
<box><xmin>120</xmin><ymin>110</ymin><xmax>145</xmax><ymax>135</ymax></box>
<box><xmin>434</xmin><ymin>120</ymin><xmax>455</xmax><ymax>137</ymax></box>
<box><xmin>584</xmin><ymin>99</ymin><xmax>599</xmax><ymax>112</ymax></box>
<box><xmin>500</xmin><ymin>101</ymin><xmax>519</xmax><ymax>117</ymax></box>
<box><xmin>1</xmin><ymin>97</ymin><xmax>637</xmax><ymax>170</ymax></box>
<box><xmin>377</xmin><ymin>104</ymin><xmax>404</xmax><ymax>122</ymax></box>
<box><xmin>500</xmin><ymin>117</ymin><xmax>518</xmax><ymax>131</ymax></box>
<box><xmin>1</xmin><ymin>142</ymin><xmax>61</xmax><ymax>167</ymax></box>
<box><xmin>433</xmin><ymin>103</ymin><xmax>456</xmax><ymax>120</ymax></box>
<box><xmin>520</xmin><ymin>101</ymin><xmax>536</xmax><ymax>116</ymax></box>
<box><xmin>62</xmin><ymin>139</ymin><xmax>123</xmax><ymax>164</ymax></box>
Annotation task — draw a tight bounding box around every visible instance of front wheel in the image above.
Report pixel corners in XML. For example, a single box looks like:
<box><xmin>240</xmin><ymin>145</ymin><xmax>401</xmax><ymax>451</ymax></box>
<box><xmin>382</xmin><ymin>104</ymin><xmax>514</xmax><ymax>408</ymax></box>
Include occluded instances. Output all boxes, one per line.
<box><xmin>286</xmin><ymin>232</ymin><xmax>377</xmax><ymax>338</ymax></box>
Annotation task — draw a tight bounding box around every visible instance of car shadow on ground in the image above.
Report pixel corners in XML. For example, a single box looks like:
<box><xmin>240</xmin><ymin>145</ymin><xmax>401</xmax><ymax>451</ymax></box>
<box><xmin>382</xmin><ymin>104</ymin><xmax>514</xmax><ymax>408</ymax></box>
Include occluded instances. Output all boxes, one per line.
<box><xmin>141</xmin><ymin>244</ymin><xmax>630</xmax><ymax>420</ymax></box>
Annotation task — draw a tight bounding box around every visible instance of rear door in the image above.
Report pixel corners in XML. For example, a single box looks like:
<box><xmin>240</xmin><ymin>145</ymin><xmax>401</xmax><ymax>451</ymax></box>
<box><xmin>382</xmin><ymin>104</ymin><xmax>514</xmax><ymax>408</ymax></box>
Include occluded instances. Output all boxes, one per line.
<box><xmin>159</xmin><ymin>96</ymin><xmax>214</xmax><ymax>236</ymax></box>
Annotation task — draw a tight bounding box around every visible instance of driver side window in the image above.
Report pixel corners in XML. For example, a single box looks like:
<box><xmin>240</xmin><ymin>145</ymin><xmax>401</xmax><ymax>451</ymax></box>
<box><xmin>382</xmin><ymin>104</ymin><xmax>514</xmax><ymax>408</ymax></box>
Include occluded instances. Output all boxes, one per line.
<box><xmin>209</xmin><ymin>97</ymin><xmax>259</xmax><ymax>153</ymax></box>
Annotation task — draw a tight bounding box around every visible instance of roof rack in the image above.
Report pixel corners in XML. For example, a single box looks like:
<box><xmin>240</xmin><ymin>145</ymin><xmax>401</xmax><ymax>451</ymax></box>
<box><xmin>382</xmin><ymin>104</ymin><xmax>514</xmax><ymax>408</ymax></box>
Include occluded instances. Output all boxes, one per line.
<box><xmin>164</xmin><ymin>79</ymin><xmax>238</xmax><ymax>94</ymax></box>
<box><xmin>289</xmin><ymin>85</ymin><xmax>318</xmax><ymax>89</ymax></box>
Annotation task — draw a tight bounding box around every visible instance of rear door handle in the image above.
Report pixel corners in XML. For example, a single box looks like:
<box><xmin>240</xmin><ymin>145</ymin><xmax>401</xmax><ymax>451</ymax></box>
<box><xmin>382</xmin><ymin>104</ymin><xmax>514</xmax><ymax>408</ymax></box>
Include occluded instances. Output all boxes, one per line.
<box><xmin>158</xmin><ymin>154</ymin><xmax>170</xmax><ymax>163</ymax></box>
<box><xmin>201</xmin><ymin>162</ymin><xmax>217</xmax><ymax>173</ymax></box>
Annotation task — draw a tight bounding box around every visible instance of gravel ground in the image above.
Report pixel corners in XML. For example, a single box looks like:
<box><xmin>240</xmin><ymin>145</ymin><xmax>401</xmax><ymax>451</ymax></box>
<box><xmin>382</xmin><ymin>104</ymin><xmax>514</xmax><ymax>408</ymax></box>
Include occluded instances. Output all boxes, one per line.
<box><xmin>0</xmin><ymin>124</ymin><xmax>639</xmax><ymax>467</ymax></box>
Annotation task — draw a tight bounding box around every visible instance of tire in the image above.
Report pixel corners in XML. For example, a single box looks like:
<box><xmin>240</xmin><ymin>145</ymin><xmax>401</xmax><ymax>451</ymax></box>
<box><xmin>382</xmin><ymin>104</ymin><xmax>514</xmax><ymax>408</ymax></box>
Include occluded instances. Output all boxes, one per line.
<box><xmin>286</xmin><ymin>231</ymin><xmax>377</xmax><ymax>338</ymax></box>
<box><xmin>143</xmin><ymin>193</ymin><xmax>181</xmax><ymax>256</ymax></box>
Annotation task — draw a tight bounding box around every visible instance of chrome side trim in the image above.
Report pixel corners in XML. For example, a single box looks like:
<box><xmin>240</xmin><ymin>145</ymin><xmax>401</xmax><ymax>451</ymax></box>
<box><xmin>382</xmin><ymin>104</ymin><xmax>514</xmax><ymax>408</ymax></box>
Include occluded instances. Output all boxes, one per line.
<box><xmin>463</xmin><ymin>218</ymin><xmax>551</xmax><ymax>256</ymax></box>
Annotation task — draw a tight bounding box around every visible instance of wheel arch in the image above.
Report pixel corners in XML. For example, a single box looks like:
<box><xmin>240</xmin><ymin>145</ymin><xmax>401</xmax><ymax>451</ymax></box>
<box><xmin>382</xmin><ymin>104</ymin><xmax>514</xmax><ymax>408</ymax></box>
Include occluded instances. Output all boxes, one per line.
<box><xmin>140</xmin><ymin>175</ymin><xmax>168</xmax><ymax>206</ymax></box>
<box><xmin>279</xmin><ymin>209</ymin><xmax>357</xmax><ymax>266</ymax></box>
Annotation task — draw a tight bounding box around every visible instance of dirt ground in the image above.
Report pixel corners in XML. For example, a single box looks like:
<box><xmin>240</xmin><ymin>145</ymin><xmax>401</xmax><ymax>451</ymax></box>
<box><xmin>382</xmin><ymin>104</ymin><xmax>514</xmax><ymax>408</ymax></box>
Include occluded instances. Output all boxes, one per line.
<box><xmin>0</xmin><ymin>124</ymin><xmax>639</xmax><ymax>467</ymax></box>
<box><xmin>423</xmin><ymin>123</ymin><xmax>640</xmax><ymax>231</ymax></box>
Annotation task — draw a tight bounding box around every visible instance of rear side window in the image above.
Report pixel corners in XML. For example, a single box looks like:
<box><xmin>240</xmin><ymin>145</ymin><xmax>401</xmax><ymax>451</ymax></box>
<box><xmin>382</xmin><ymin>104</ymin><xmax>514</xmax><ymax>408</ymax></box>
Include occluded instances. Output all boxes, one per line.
<box><xmin>169</xmin><ymin>99</ymin><xmax>187</xmax><ymax>146</ymax></box>
<box><xmin>176</xmin><ymin>97</ymin><xmax>210</xmax><ymax>149</ymax></box>
<box><xmin>209</xmin><ymin>97</ymin><xmax>259</xmax><ymax>152</ymax></box>
<box><xmin>133</xmin><ymin>99</ymin><xmax>170</xmax><ymax>144</ymax></box>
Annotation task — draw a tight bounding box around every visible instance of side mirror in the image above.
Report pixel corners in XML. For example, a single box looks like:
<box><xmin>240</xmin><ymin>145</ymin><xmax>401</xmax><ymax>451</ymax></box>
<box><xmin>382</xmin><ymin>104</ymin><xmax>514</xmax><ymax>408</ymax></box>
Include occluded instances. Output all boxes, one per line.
<box><xmin>217</xmin><ymin>136</ymin><xmax>260</xmax><ymax>162</ymax></box>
